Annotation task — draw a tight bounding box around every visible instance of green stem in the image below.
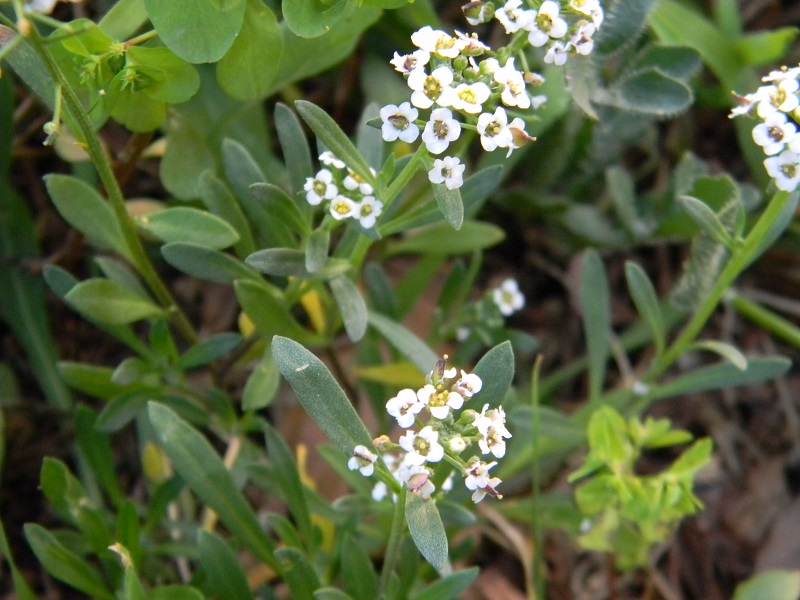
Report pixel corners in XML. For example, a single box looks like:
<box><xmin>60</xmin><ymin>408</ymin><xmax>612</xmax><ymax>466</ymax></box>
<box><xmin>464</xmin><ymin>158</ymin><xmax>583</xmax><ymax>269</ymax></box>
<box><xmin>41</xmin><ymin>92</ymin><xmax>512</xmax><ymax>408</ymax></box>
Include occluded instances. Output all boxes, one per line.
<box><xmin>23</xmin><ymin>21</ymin><xmax>198</xmax><ymax>344</ymax></box>
<box><xmin>379</xmin><ymin>491</ymin><xmax>407</xmax><ymax>595</ymax></box>
<box><xmin>382</xmin><ymin>145</ymin><xmax>426</xmax><ymax>209</ymax></box>
<box><xmin>646</xmin><ymin>190</ymin><xmax>792</xmax><ymax>380</ymax></box>
<box><xmin>729</xmin><ymin>291</ymin><xmax>800</xmax><ymax>348</ymax></box>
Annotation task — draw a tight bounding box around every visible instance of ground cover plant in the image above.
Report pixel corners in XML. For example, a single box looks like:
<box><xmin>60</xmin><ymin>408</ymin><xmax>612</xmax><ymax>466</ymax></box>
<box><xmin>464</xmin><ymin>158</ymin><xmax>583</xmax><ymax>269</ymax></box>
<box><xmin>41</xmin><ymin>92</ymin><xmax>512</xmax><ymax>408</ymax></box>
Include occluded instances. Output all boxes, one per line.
<box><xmin>1</xmin><ymin>0</ymin><xmax>800</xmax><ymax>598</ymax></box>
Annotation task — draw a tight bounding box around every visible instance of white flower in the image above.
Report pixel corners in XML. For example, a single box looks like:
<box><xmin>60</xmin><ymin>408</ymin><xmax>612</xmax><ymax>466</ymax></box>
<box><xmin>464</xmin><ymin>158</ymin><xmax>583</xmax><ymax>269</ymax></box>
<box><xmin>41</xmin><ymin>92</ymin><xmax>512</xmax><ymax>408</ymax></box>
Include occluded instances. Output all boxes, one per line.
<box><xmin>418</xmin><ymin>384</ymin><xmax>464</xmax><ymax>420</ymax></box>
<box><xmin>428</xmin><ymin>156</ymin><xmax>466</xmax><ymax>190</ymax></box>
<box><xmin>495</xmin><ymin>0</ymin><xmax>533</xmax><ymax>34</ymax></box>
<box><xmin>729</xmin><ymin>92</ymin><xmax>758</xmax><ymax>118</ymax></box>
<box><xmin>454</xmin><ymin>31</ymin><xmax>490</xmax><ymax>56</ymax></box>
<box><xmin>422</xmin><ymin>108</ymin><xmax>462</xmax><ymax>155</ymax></box>
<box><xmin>356</xmin><ymin>195</ymin><xmax>383</xmax><ymax>228</ymax></box>
<box><xmin>348</xmin><ymin>444</ymin><xmax>377</xmax><ymax>476</ymax></box>
<box><xmin>304</xmin><ymin>169</ymin><xmax>338</xmax><ymax>206</ymax></box>
<box><xmin>763</xmin><ymin>66</ymin><xmax>800</xmax><ymax>84</ymax></box>
<box><xmin>319</xmin><ymin>151</ymin><xmax>345</xmax><ymax>170</ymax></box>
<box><xmin>527</xmin><ymin>0</ymin><xmax>569</xmax><ymax>46</ymax></box>
<box><xmin>492</xmin><ymin>277</ymin><xmax>525</xmax><ymax>315</ymax></box>
<box><xmin>570</xmin><ymin>0</ymin><xmax>604</xmax><ymax>26</ymax></box>
<box><xmin>493</xmin><ymin>58</ymin><xmax>531</xmax><ymax>109</ymax></box>
<box><xmin>752</xmin><ymin>112</ymin><xmax>797</xmax><ymax>155</ymax></box>
<box><xmin>454</xmin><ymin>370</ymin><xmax>482</xmax><ymax>398</ymax></box>
<box><xmin>329</xmin><ymin>195</ymin><xmax>358</xmax><ymax>220</ymax></box>
<box><xmin>399</xmin><ymin>426</ymin><xmax>445</xmax><ymax>465</ymax></box>
<box><xmin>452</xmin><ymin>82</ymin><xmax>491</xmax><ymax>114</ymax></box>
<box><xmin>544</xmin><ymin>42</ymin><xmax>569</xmax><ymax>66</ymax></box>
<box><xmin>390</xmin><ymin>49</ymin><xmax>431</xmax><ymax>75</ymax></box>
<box><xmin>410</xmin><ymin>26</ymin><xmax>462</xmax><ymax>59</ymax></box>
<box><xmin>474</xmin><ymin>404</ymin><xmax>512</xmax><ymax>458</ymax></box>
<box><xmin>386</xmin><ymin>388</ymin><xmax>425</xmax><ymax>428</ymax></box>
<box><xmin>380</xmin><ymin>102</ymin><xmax>420</xmax><ymax>143</ymax></box>
<box><xmin>477</xmin><ymin>107</ymin><xmax>513</xmax><ymax>152</ymax></box>
<box><xmin>372</xmin><ymin>481</ymin><xmax>389</xmax><ymax>501</ymax></box>
<box><xmin>506</xmin><ymin>117</ymin><xmax>535</xmax><ymax>157</ymax></box>
<box><xmin>479</xmin><ymin>57</ymin><xmax>500</xmax><ymax>76</ymax></box>
<box><xmin>756</xmin><ymin>79</ymin><xmax>800</xmax><ymax>118</ymax></box>
<box><xmin>570</xmin><ymin>21</ymin><xmax>597</xmax><ymax>55</ymax></box>
<box><xmin>344</xmin><ymin>169</ymin><xmax>374</xmax><ymax>195</ymax></box>
<box><xmin>404</xmin><ymin>466</ymin><xmax>436</xmax><ymax>499</ymax></box>
<box><xmin>408</xmin><ymin>66</ymin><xmax>457</xmax><ymax>109</ymax></box>
<box><xmin>764</xmin><ymin>150</ymin><xmax>800</xmax><ymax>192</ymax></box>
<box><xmin>465</xmin><ymin>460</ymin><xmax>503</xmax><ymax>503</ymax></box>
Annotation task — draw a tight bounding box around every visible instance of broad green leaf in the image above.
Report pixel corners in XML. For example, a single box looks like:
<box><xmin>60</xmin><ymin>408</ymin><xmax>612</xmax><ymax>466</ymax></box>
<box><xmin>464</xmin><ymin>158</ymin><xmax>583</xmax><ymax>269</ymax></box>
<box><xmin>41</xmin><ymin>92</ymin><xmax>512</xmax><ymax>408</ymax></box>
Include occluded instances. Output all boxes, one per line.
<box><xmin>624</xmin><ymin>262</ymin><xmax>665</xmax><ymax>355</ymax></box>
<box><xmin>106</xmin><ymin>74</ymin><xmax>167</xmax><ymax>132</ymax></box>
<box><xmin>629</xmin><ymin>45</ymin><xmax>701</xmax><ymax>82</ymax></box>
<box><xmin>283</xmin><ymin>0</ymin><xmax>356</xmax><ymax>38</ymax></box>
<box><xmin>595</xmin><ymin>0</ymin><xmax>657</xmax><ymax>56</ymax></box>
<box><xmin>274</xmin><ymin>547</ymin><xmax>322</xmax><ymax>598</ymax></box>
<box><xmin>58</xmin><ymin>362</ymin><xmax>136</xmax><ymax>400</ymax></box>
<box><xmin>197</xmin><ymin>531</ymin><xmax>252</xmax><ymax>600</ymax></box>
<box><xmin>161</xmin><ymin>242</ymin><xmax>261</xmax><ymax>284</ymax></box>
<box><xmin>388</xmin><ymin>221</ymin><xmax>505</xmax><ymax>255</ymax></box>
<box><xmin>411</xmin><ymin>567</ymin><xmax>480</xmax><ymax>600</ymax></box>
<box><xmin>586</xmin><ymin>406</ymin><xmax>628</xmax><ymax>465</ymax></box>
<box><xmin>65</xmin><ymin>279</ymin><xmax>163</xmax><ymax>324</ymax></box>
<box><xmin>272</xmin><ymin>336</ymin><xmax>373</xmax><ymax>455</ymax></box>
<box><xmin>306</xmin><ymin>228</ymin><xmax>330</xmax><ymax>273</ymax></box>
<box><xmin>217</xmin><ymin>0</ymin><xmax>282</xmax><ymax>100</ymax></box>
<box><xmin>679</xmin><ymin>196</ymin><xmax>734</xmax><ymax>248</ymax></box>
<box><xmin>24</xmin><ymin>524</ymin><xmax>115</xmax><ymax>600</ymax></box>
<box><xmin>367</xmin><ymin>312</ymin><xmax>438</xmax><ymax>374</ymax></box>
<box><xmin>138</xmin><ymin>207</ymin><xmax>239</xmax><ymax>249</ymax></box>
<box><xmin>295</xmin><ymin>100</ymin><xmax>375</xmax><ymax>186</ymax></box>
<box><xmin>737</xmin><ymin>28</ymin><xmax>799</xmax><ymax>67</ymax></box>
<box><xmin>161</xmin><ymin>116</ymin><xmax>216</xmax><ymax>200</ymax></box>
<box><xmin>0</xmin><ymin>518</ymin><xmax>37</xmax><ymax>600</ymax></box>
<box><xmin>242</xmin><ymin>351</ymin><xmax>281</xmax><ymax>410</ymax></box>
<box><xmin>126</xmin><ymin>47</ymin><xmax>200</xmax><ymax>104</ymax></box>
<box><xmin>432</xmin><ymin>182</ymin><xmax>464</xmax><ymax>230</ymax></box>
<box><xmin>692</xmin><ymin>340</ymin><xmax>747</xmax><ymax>371</ymax></box>
<box><xmin>405</xmin><ymin>492</ymin><xmax>450</xmax><ymax>575</ymax></box>
<box><xmin>668</xmin><ymin>438</ymin><xmax>713</xmax><ymax>477</ymax></box>
<box><xmin>733</xmin><ymin>570</ymin><xmax>800</xmax><ymax>600</ymax></box>
<box><xmin>147</xmin><ymin>402</ymin><xmax>280</xmax><ymax>571</ymax></box>
<box><xmin>580</xmin><ymin>251</ymin><xmax>610</xmax><ymax>403</ymax></box>
<box><xmin>179</xmin><ymin>333</ymin><xmax>243</xmax><ymax>370</ymax></box>
<box><xmin>472</xmin><ymin>341</ymin><xmax>514</xmax><ymax>409</ymax></box>
<box><xmin>143</xmin><ymin>0</ymin><xmax>246</xmax><ymax>63</ymax></box>
<box><xmin>610</xmin><ymin>69</ymin><xmax>693</xmax><ymax>118</ymax></box>
<box><xmin>99</xmin><ymin>0</ymin><xmax>148</xmax><ymax>40</ymax></box>
<box><xmin>329</xmin><ymin>275</ymin><xmax>368</xmax><ymax>342</ymax></box>
<box><xmin>44</xmin><ymin>175</ymin><xmax>130</xmax><ymax>260</ymax></box>
<box><xmin>275</xmin><ymin>103</ymin><xmax>314</xmax><ymax>195</ymax></box>
<box><xmin>235</xmin><ymin>280</ymin><xmax>324</xmax><ymax>346</ymax></box>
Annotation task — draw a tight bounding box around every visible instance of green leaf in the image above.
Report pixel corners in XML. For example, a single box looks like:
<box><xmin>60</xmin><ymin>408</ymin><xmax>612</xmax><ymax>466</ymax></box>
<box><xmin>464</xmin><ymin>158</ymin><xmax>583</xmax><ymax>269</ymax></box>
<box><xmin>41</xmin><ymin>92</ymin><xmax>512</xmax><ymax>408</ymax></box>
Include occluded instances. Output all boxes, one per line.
<box><xmin>242</xmin><ymin>351</ymin><xmax>281</xmax><ymax>410</ymax></box>
<box><xmin>595</xmin><ymin>0</ymin><xmax>657</xmax><ymax>56</ymax></box>
<box><xmin>405</xmin><ymin>492</ymin><xmax>450</xmax><ymax>576</ymax></box>
<box><xmin>693</xmin><ymin>340</ymin><xmax>748</xmax><ymax>371</ymax></box>
<box><xmin>197</xmin><ymin>531</ymin><xmax>252</xmax><ymax>600</ymax></box>
<box><xmin>24</xmin><ymin>524</ymin><xmax>115</xmax><ymax>600</ymax></box>
<box><xmin>246</xmin><ymin>248</ymin><xmax>350</xmax><ymax>280</ymax></box>
<box><xmin>586</xmin><ymin>406</ymin><xmax>628</xmax><ymax>465</ymax></box>
<box><xmin>198</xmin><ymin>170</ymin><xmax>257</xmax><ymax>258</ymax></box>
<box><xmin>98</xmin><ymin>0</ymin><xmax>148</xmax><ymax>40</ymax></box>
<box><xmin>161</xmin><ymin>242</ymin><xmax>260</xmax><ymax>285</ymax></box>
<box><xmin>314</xmin><ymin>589</ymin><xmax>356</xmax><ymax>600</ymax></box>
<box><xmin>274</xmin><ymin>547</ymin><xmax>322</xmax><ymax>598</ymax></box>
<box><xmin>411</xmin><ymin>567</ymin><xmax>480</xmax><ymax>600</ymax></box>
<box><xmin>150</xmin><ymin>585</ymin><xmax>205</xmax><ymax>600</ymax></box>
<box><xmin>138</xmin><ymin>207</ymin><xmax>240</xmax><ymax>249</ymax></box>
<box><xmin>610</xmin><ymin>69</ymin><xmax>694</xmax><ymax>118</ymax></box>
<box><xmin>733</xmin><ymin>570</ymin><xmax>800</xmax><ymax>600</ymax></box>
<box><xmin>580</xmin><ymin>251</ymin><xmax>610</xmax><ymax>403</ymax></box>
<box><xmin>306</xmin><ymin>228</ymin><xmax>330</xmax><ymax>273</ymax></box>
<box><xmin>388</xmin><ymin>221</ymin><xmax>505</xmax><ymax>255</ymax></box>
<box><xmin>65</xmin><ymin>279</ymin><xmax>163</xmax><ymax>324</ymax></box>
<box><xmin>250</xmin><ymin>183</ymin><xmax>312</xmax><ymax>237</ymax></box>
<box><xmin>472</xmin><ymin>341</ymin><xmax>514</xmax><ymax>409</ymax></box>
<box><xmin>143</xmin><ymin>0</ymin><xmax>246</xmax><ymax>63</ymax></box>
<box><xmin>737</xmin><ymin>28</ymin><xmax>800</xmax><ymax>67</ymax></box>
<box><xmin>44</xmin><ymin>175</ymin><xmax>130</xmax><ymax>260</ymax></box>
<box><xmin>216</xmin><ymin>0</ymin><xmax>282</xmax><ymax>100</ymax></box>
<box><xmin>127</xmin><ymin>47</ymin><xmax>200</xmax><ymax>104</ymax></box>
<box><xmin>272</xmin><ymin>336</ymin><xmax>373</xmax><ymax>455</ymax></box>
<box><xmin>75</xmin><ymin>406</ymin><xmax>124</xmax><ymax>508</ymax></box>
<box><xmin>295</xmin><ymin>100</ymin><xmax>375</xmax><ymax>186</ymax></box>
<box><xmin>340</xmin><ymin>534</ymin><xmax>378</xmax><ymax>600</ymax></box>
<box><xmin>283</xmin><ymin>0</ymin><xmax>356</xmax><ymax>38</ymax></box>
<box><xmin>624</xmin><ymin>262</ymin><xmax>665</xmax><ymax>356</ymax></box>
<box><xmin>367</xmin><ymin>312</ymin><xmax>438</xmax><ymax>374</ymax></box>
<box><xmin>147</xmin><ymin>402</ymin><xmax>280</xmax><ymax>571</ymax></box>
<box><xmin>432</xmin><ymin>182</ymin><xmax>464</xmax><ymax>230</ymax></box>
<box><xmin>679</xmin><ymin>196</ymin><xmax>734</xmax><ymax>248</ymax></box>
<box><xmin>629</xmin><ymin>44</ymin><xmax>702</xmax><ymax>82</ymax></box>
<box><xmin>275</xmin><ymin>103</ymin><xmax>314</xmax><ymax>195</ymax></box>
<box><xmin>161</xmin><ymin>117</ymin><xmax>216</xmax><ymax>200</ymax></box>
<box><xmin>0</xmin><ymin>518</ymin><xmax>37</xmax><ymax>600</ymax></box>
<box><xmin>179</xmin><ymin>333</ymin><xmax>243</xmax><ymax>370</ymax></box>
<box><xmin>329</xmin><ymin>275</ymin><xmax>368</xmax><ymax>342</ymax></box>
<box><xmin>235</xmin><ymin>280</ymin><xmax>324</xmax><ymax>346</ymax></box>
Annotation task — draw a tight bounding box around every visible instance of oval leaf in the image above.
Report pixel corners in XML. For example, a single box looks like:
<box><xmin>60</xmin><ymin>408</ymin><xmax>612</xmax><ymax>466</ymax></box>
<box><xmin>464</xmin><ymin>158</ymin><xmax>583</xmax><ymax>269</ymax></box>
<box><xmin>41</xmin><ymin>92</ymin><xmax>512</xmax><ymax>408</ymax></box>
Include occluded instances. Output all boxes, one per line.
<box><xmin>405</xmin><ymin>492</ymin><xmax>450</xmax><ymax>575</ymax></box>
<box><xmin>139</xmin><ymin>207</ymin><xmax>240</xmax><ymax>249</ymax></box>
<box><xmin>65</xmin><ymin>278</ymin><xmax>163</xmax><ymax>324</ymax></box>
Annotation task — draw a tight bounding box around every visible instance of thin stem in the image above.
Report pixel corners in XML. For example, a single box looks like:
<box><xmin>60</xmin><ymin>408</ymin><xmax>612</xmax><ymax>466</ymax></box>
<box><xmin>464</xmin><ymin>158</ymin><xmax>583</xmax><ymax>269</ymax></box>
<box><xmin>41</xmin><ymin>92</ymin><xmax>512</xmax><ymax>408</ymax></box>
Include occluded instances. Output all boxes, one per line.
<box><xmin>379</xmin><ymin>491</ymin><xmax>408</xmax><ymax>594</ymax></box>
<box><xmin>22</xmin><ymin>21</ymin><xmax>198</xmax><ymax>344</ymax></box>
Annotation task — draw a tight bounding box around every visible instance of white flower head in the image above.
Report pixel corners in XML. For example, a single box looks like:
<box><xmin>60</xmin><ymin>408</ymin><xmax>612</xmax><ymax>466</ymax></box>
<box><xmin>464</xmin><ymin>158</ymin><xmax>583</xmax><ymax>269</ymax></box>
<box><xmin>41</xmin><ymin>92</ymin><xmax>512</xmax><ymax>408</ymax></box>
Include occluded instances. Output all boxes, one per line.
<box><xmin>452</xmin><ymin>81</ymin><xmax>491</xmax><ymax>114</ymax></box>
<box><xmin>474</xmin><ymin>404</ymin><xmax>512</xmax><ymax>458</ymax></box>
<box><xmin>495</xmin><ymin>0</ymin><xmax>533</xmax><ymax>34</ymax></box>
<box><xmin>386</xmin><ymin>388</ymin><xmax>425</xmax><ymax>428</ymax></box>
<box><xmin>454</xmin><ymin>370</ymin><xmax>483</xmax><ymax>398</ymax></box>
<box><xmin>418</xmin><ymin>384</ymin><xmax>464</xmax><ymax>420</ymax></box>
<box><xmin>357</xmin><ymin>195</ymin><xmax>383</xmax><ymax>229</ymax></box>
<box><xmin>527</xmin><ymin>1</ymin><xmax>569</xmax><ymax>46</ymax></box>
<box><xmin>492</xmin><ymin>277</ymin><xmax>525</xmax><ymax>315</ymax></box>
<box><xmin>571</xmin><ymin>21</ymin><xmax>597</xmax><ymax>55</ymax></box>
<box><xmin>329</xmin><ymin>195</ymin><xmax>358</xmax><ymax>220</ymax></box>
<box><xmin>408</xmin><ymin>65</ymin><xmax>457</xmax><ymax>109</ymax></box>
<box><xmin>344</xmin><ymin>169</ymin><xmax>374</xmax><ymax>195</ymax></box>
<box><xmin>544</xmin><ymin>42</ymin><xmax>570</xmax><ymax>66</ymax></box>
<box><xmin>454</xmin><ymin>30</ymin><xmax>491</xmax><ymax>56</ymax></box>
<box><xmin>428</xmin><ymin>156</ymin><xmax>466</xmax><ymax>190</ymax></box>
<box><xmin>465</xmin><ymin>460</ymin><xmax>503</xmax><ymax>503</ymax></box>
<box><xmin>752</xmin><ymin>112</ymin><xmax>797</xmax><ymax>155</ymax></box>
<box><xmin>304</xmin><ymin>169</ymin><xmax>337</xmax><ymax>206</ymax></box>
<box><xmin>410</xmin><ymin>26</ymin><xmax>462</xmax><ymax>59</ymax></box>
<box><xmin>477</xmin><ymin>107</ymin><xmax>513</xmax><ymax>152</ymax></box>
<box><xmin>380</xmin><ymin>102</ymin><xmax>420</xmax><ymax>143</ymax></box>
<box><xmin>765</xmin><ymin>150</ymin><xmax>800</xmax><ymax>192</ymax></box>
<box><xmin>422</xmin><ymin>108</ymin><xmax>462</xmax><ymax>155</ymax></box>
<box><xmin>319</xmin><ymin>151</ymin><xmax>346</xmax><ymax>170</ymax></box>
<box><xmin>399</xmin><ymin>426</ymin><xmax>445</xmax><ymax>465</ymax></box>
<box><xmin>348</xmin><ymin>444</ymin><xmax>378</xmax><ymax>476</ymax></box>
<box><xmin>398</xmin><ymin>462</ymin><xmax>435</xmax><ymax>499</ymax></box>
<box><xmin>390</xmin><ymin>49</ymin><xmax>431</xmax><ymax>75</ymax></box>
<box><xmin>756</xmin><ymin>79</ymin><xmax>800</xmax><ymax>118</ymax></box>
<box><xmin>494</xmin><ymin>58</ymin><xmax>531</xmax><ymax>110</ymax></box>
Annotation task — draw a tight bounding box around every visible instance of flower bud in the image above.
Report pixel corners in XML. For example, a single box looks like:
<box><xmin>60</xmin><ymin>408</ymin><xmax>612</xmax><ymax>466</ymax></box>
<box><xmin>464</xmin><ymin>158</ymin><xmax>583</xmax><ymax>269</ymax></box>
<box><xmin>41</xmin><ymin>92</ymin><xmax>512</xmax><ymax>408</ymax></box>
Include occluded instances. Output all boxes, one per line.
<box><xmin>449</xmin><ymin>436</ymin><xmax>467</xmax><ymax>454</ymax></box>
<box><xmin>453</xmin><ymin>56</ymin><xmax>469</xmax><ymax>74</ymax></box>
<box><xmin>462</xmin><ymin>1</ymin><xmax>494</xmax><ymax>26</ymax></box>
<box><xmin>373</xmin><ymin>434</ymin><xmax>391</xmax><ymax>450</ymax></box>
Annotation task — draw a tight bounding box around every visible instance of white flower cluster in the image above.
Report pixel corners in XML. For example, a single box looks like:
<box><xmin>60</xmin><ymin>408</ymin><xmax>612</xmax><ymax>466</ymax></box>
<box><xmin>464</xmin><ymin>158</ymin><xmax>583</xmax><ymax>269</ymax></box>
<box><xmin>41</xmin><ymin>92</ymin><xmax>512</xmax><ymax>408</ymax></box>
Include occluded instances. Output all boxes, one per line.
<box><xmin>304</xmin><ymin>151</ymin><xmax>384</xmax><ymax>228</ymax></box>
<box><xmin>348</xmin><ymin>357</ymin><xmax>511</xmax><ymax>503</ymax></box>
<box><xmin>730</xmin><ymin>65</ymin><xmax>800</xmax><ymax>192</ymax></box>
<box><xmin>456</xmin><ymin>278</ymin><xmax>525</xmax><ymax>342</ymax></box>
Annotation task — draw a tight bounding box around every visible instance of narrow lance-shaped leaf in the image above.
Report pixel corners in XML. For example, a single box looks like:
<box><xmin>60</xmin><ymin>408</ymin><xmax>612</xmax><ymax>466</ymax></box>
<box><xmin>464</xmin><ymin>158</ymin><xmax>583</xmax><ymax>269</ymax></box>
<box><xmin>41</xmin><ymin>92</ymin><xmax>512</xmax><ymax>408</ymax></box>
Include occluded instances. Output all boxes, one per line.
<box><xmin>197</xmin><ymin>530</ymin><xmax>253</xmax><ymax>600</ymax></box>
<box><xmin>472</xmin><ymin>341</ymin><xmax>514</xmax><ymax>409</ymax></box>
<box><xmin>275</xmin><ymin>102</ymin><xmax>314</xmax><ymax>195</ymax></box>
<box><xmin>329</xmin><ymin>275</ymin><xmax>368</xmax><ymax>342</ymax></box>
<box><xmin>580</xmin><ymin>250</ymin><xmax>610</xmax><ymax>403</ymax></box>
<box><xmin>405</xmin><ymin>491</ymin><xmax>450</xmax><ymax>576</ymax></box>
<box><xmin>679</xmin><ymin>195</ymin><xmax>734</xmax><ymax>248</ymax></box>
<box><xmin>624</xmin><ymin>262</ymin><xmax>665</xmax><ymax>356</ymax></box>
<box><xmin>432</xmin><ymin>182</ymin><xmax>464</xmax><ymax>230</ymax></box>
<box><xmin>368</xmin><ymin>311</ymin><xmax>438</xmax><ymax>374</ymax></box>
<box><xmin>65</xmin><ymin>279</ymin><xmax>163</xmax><ymax>325</ymax></box>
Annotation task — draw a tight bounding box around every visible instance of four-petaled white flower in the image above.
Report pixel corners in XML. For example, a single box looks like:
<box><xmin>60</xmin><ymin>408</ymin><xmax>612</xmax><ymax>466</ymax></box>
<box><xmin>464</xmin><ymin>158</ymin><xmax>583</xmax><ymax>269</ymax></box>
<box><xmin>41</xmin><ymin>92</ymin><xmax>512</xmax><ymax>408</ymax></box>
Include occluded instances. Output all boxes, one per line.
<box><xmin>411</xmin><ymin>26</ymin><xmax>462</xmax><ymax>59</ymax></box>
<box><xmin>319</xmin><ymin>151</ymin><xmax>345</xmax><ymax>170</ymax></box>
<box><xmin>756</xmin><ymin>78</ymin><xmax>800</xmax><ymax>118</ymax></box>
<box><xmin>527</xmin><ymin>0</ymin><xmax>569</xmax><ymax>47</ymax></box>
<box><xmin>380</xmin><ymin>102</ymin><xmax>420</xmax><ymax>143</ymax></box>
<box><xmin>344</xmin><ymin>170</ymin><xmax>374</xmax><ymax>195</ymax></box>
<box><xmin>329</xmin><ymin>195</ymin><xmax>358</xmax><ymax>220</ymax></box>
<box><xmin>544</xmin><ymin>42</ymin><xmax>569</xmax><ymax>66</ymax></box>
<box><xmin>422</xmin><ymin>108</ymin><xmax>462</xmax><ymax>154</ymax></box>
<box><xmin>495</xmin><ymin>0</ymin><xmax>532</xmax><ymax>34</ymax></box>
<box><xmin>304</xmin><ymin>169</ymin><xmax>337</xmax><ymax>206</ymax></box>
<box><xmin>492</xmin><ymin>278</ymin><xmax>525</xmax><ymax>315</ymax></box>
<box><xmin>402</xmin><ymin>465</ymin><xmax>436</xmax><ymax>499</ymax></box>
<box><xmin>465</xmin><ymin>460</ymin><xmax>503</xmax><ymax>503</ymax></box>
<box><xmin>348</xmin><ymin>445</ymin><xmax>378</xmax><ymax>476</ymax></box>
<box><xmin>474</xmin><ymin>404</ymin><xmax>512</xmax><ymax>458</ymax></box>
<box><xmin>494</xmin><ymin>58</ymin><xmax>531</xmax><ymax>109</ymax></box>
<box><xmin>357</xmin><ymin>195</ymin><xmax>383</xmax><ymax>228</ymax></box>
<box><xmin>386</xmin><ymin>388</ymin><xmax>424</xmax><ymax>428</ymax></box>
<box><xmin>752</xmin><ymin>112</ymin><xmax>797</xmax><ymax>155</ymax></box>
<box><xmin>399</xmin><ymin>426</ymin><xmax>445</xmax><ymax>465</ymax></box>
<box><xmin>570</xmin><ymin>21</ymin><xmax>597</xmax><ymax>55</ymax></box>
<box><xmin>765</xmin><ymin>150</ymin><xmax>800</xmax><ymax>192</ymax></box>
<box><xmin>408</xmin><ymin>65</ymin><xmax>457</xmax><ymax>109</ymax></box>
<box><xmin>452</xmin><ymin>82</ymin><xmax>491</xmax><ymax>114</ymax></box>
<box><xmin>477</xmin><ymin>107</ymin><xmax>513</xmax><ymax>152</ymax></box>
<box><xmin>428</xmin><ymin>156</ymin><xmax>466</xmax><ymax>190</ymax></box>
<box><xmin>390</xmin><ymin>49</ymin><xmax>431</xmax><ymax>75</ymax></box>
<box><xmin>454</xmin><ymin>370</ymin><xmax>483</xmax><ymax>398</ymax></box>
<box><xmin>418</xmin><ymin>383</ymin><xmax>465</xmax><ymax>420</ymax></box>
